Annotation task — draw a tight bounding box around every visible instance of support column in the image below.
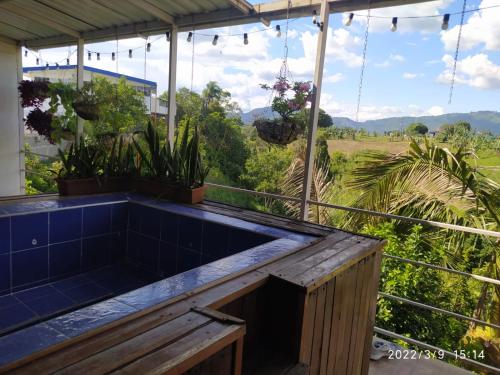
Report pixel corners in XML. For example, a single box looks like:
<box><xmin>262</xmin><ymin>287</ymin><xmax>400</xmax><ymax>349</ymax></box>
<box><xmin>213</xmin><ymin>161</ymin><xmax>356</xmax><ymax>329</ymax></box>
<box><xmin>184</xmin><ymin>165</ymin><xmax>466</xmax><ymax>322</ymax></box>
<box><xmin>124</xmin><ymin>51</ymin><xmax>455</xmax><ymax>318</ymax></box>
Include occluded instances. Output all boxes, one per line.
<box><xmin>76</xmin><ymin>37</ymin><xmax>84</xmax><ymax>142</ymax></box>
<box><xmin>299</xmin><ymin>0</ymin><xmax>330</xmax><ymax>221</ymax></box>
<box><xmin>16</xmin><ymin>43</ymin><xmax>25</xmax><ymax>194</ymax></box>
<box><xmin>167</xmin><ymin>26</ymin><xmax>178</xmax><ymax>148</ymax></box>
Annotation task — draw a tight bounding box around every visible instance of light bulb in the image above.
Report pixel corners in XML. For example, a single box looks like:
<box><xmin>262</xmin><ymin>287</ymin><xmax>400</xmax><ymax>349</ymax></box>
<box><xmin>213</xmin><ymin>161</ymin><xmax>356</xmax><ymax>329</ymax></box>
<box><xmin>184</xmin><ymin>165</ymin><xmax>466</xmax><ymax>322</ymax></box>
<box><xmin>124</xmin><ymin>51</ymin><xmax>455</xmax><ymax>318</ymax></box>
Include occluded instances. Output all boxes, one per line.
<box><xmin>36</xmin><ymin>57</ymin><xmax>39</xmax><ymax>65</ymax></box>
<box><xmin>312</xmin><ymin>10</ymin><xmax>317</xmax><ymax>24</ymax></box>
<box><xmin>128</xmin><ymin>49</ymin><xmax>132</xmax><ymax>58</ymax></box>
<box><xmin>166</xmin><ymin>31</ymin><xmax>171</xmax><ymax>42</ymax></box>
<box><xmin>442</xmin><ymin>14</ymin><xmax>450</xmax><ymax>30</ymax></box>
<box><xmin>146</xmin><ymin>43</ymin><xmax>151</xmax><ymax>52</ymax></box>
<box><xmin>276</xmin><ymin>25</ymin><xmax>281</xmax><ymax>37</ymax></box>
<box><xmin>24</xmin><ymin>49</ymin><xmax>28</xmax><ymax>57</ymax></box>
<box><xmin>391</xmin><ymin>17</ymin><xmax>398</xmax><ymax>32</ymax></box>
<box><xmin>88</xmin><ymin>52</ymin><xmax>91</xmax><ymax>61</ymax></box>
<box><xmin>66</xmin><ymin>58</ymin><xmax>70</xmax><ymax>65</ymax></box>
<box><xmin>212</xmin><ymin>35</ymin><xmax>218</xmax><ymax>46</ymax></box>
<box><xmin>345</xmin><ymin>13</ymin><xmax>354</xmax><ymax>27</ymax></box>
<box><xmin>97</xmin><ymin>52</ymin><xmax>100</xmax><ymax>61</ymax></box>
<box><xmin>187</xmin><ymin>32</ymin><xmax>193</xmax><ymax>42</ymax></box>
<box><xmin>243</xmin><ymin>33</ymin><xmax>248</xmax><ymax>45</ymax></box>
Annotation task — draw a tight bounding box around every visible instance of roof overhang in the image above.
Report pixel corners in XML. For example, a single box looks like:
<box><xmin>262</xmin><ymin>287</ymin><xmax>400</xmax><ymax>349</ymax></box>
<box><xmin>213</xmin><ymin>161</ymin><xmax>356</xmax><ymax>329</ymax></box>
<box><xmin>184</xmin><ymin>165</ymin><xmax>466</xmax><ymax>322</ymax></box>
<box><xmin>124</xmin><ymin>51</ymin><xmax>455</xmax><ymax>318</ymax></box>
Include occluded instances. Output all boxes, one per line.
<box><xmin>0</xmin><ymin>0</ymin><xmax>434</xmax><ymax>49</ymax></box>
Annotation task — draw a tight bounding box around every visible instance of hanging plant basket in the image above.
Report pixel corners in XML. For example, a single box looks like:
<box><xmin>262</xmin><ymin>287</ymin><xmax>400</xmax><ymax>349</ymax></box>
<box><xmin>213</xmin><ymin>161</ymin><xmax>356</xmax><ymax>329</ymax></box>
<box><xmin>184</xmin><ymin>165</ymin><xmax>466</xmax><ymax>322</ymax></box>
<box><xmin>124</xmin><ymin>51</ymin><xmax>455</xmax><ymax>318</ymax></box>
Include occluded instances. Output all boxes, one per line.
<box><xmin>254</xmin><ymin>118</ymin><xmax>302</xmax><ymax>145</ymax></box>
<box><xmin>72</xmin><ymin>100</ymin><xmax>100</xmax><ymax>121</ymax></box>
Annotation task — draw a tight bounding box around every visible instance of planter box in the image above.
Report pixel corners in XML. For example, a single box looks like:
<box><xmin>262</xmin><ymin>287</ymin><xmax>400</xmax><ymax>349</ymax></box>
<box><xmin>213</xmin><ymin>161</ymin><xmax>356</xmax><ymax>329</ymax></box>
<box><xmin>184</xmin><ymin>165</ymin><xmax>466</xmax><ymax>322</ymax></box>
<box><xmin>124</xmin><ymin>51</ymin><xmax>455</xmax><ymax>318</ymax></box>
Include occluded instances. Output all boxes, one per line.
<box><xmin>174</xmin><ymin>185</ymin><xmax>207</xmax><ymax>204</ymax></box>
<box><xmin>133</xmin><ymin>178</ymin><xmax>176</xmax><ymax>198</ymax></box>
<box><xmin>57</xmin><ymin>177</ymin><xmax>131</xmax><ymax>196</ymax></box>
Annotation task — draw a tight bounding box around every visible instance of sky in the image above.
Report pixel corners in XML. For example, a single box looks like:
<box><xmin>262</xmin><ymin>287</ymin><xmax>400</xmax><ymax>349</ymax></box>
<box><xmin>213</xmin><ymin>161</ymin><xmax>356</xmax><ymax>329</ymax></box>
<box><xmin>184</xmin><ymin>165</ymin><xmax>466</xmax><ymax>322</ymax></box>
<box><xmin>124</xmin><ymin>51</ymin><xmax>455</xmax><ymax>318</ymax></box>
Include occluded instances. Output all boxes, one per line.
<box><xmin>22</xmin><ymin>0</ymin><xmax>500</xmax><ymax>122</ymax></box>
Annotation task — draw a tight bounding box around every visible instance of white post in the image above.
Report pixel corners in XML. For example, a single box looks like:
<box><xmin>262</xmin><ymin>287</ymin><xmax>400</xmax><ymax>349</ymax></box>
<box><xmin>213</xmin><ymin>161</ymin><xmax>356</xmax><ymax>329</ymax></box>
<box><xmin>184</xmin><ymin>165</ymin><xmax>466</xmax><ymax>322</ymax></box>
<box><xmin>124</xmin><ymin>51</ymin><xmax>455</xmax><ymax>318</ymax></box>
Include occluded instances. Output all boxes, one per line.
<box><xmin>76</xmin><ymin>37</ymin><xmax>84</xmax><ymax>142</ymax></box>
<box><xmin>16</xmin><ymin>43</ymin><xmax>25</xmax><ymax>194</ymax></box>
<box><xmin>299</xmin><ymin>0</ymin><xmax>329</xmax><ymax>221</ymax></box>
<box><xmin>167</xmin><ymin>26</ymin><xmax>178</xmax><ymax>148</ymax></box>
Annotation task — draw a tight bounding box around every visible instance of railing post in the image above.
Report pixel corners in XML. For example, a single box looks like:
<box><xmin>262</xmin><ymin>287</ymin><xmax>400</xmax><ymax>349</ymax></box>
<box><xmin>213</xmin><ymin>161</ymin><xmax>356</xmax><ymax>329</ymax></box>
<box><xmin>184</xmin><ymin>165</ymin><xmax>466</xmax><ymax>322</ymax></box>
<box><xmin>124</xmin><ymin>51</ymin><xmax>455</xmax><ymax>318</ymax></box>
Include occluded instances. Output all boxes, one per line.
<box><xmin>300</xmin><ymin>0</ymin><xmax>329</xmax><ymax>221</ymax></box>
<box><xmin>76</xmin><ymin>37</ymin><xmax>84</xmax><ymax>142</ymax></box>
<box><xmin>16</xmin><ymin>43</ymin><xmax>25</xmax><ymax>194</ymax></box>
<box><xmin>167</xmin><ymin>26</ymin><xmax>178</xmax><ymax>149</ymax></box>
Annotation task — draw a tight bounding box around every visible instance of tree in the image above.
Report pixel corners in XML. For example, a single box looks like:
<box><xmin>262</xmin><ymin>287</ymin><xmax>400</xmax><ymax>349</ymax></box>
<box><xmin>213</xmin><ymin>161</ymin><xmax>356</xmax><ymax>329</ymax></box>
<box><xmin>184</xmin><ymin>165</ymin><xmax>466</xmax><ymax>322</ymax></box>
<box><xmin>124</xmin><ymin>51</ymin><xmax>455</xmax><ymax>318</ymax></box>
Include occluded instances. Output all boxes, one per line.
<box><xmin>406</xmin><ymin>122</ymin><xmax>428</xmax><ymax>136</ymax></box>
<box><xmin>295</xmin><ymin>108</ymin><xmax>333</xmax><ymax>128</ymax></box>
<box><xmin>160</xmin><ymin>88</ymin><xmax>203</xmax><ymax>124</ymax></box>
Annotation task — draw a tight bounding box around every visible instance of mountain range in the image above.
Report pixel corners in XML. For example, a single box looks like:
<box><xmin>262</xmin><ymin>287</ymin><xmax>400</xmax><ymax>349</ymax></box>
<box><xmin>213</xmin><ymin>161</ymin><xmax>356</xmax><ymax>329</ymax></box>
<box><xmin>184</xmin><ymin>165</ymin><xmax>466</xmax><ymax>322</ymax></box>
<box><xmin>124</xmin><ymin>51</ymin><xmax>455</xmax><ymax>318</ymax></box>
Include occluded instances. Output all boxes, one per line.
<box><xmin>240</xmin><ymin>108</ymin><xmax>500</xmax><ymax>135</ymax></box>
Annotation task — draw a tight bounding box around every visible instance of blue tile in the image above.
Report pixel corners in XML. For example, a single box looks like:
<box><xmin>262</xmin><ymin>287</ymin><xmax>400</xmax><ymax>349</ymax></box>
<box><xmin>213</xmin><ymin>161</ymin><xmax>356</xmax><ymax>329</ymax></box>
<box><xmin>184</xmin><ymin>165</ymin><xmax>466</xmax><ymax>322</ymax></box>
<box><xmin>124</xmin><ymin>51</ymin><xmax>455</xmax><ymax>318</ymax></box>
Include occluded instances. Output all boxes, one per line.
<box><xmin>49</xmin><ymin>240</ymin><xmax>81</xmax><ymax>278</ymax></box>
<box><xmin>161</xmin><ymin>211</ymin><xmax>178</xmax><ymax>244</ymax></box>
<box><xmin>111</xmin><ymin>203</ymin><xmax>128</xmax><ymax>232</ymax></box>
<box><xmin>0</xmin><ymin>323</ymin><xmax>68</xmax><ymax>367</ymax></box>
<box><xmin>178</xmin><ymin>216</ymin><xmax>202</xmax><ymax>251</ymax></box>
<box><xmin>60</xmin><ymin>281</ymin><xmax>111</xmax><ymax>304</ymax></box>
<box><xmin>15</xmin><ymin>285</ymin><xmax>56</xmax><ymax>303</ymax></box>
<box><xmin>139</xmin><ymin>236</ymin><xmax>159</xmax><ymax>271</ymax></box>
<box><xmin>110</xmin><ymin>232</ymin><xmax>126</xmax><ymax>261</ymax></box>
<box><xmin>159</xmin><ymin>241</ymin><xmax>177</xmax><ymax>277</ymax></box>
<box><xmin>82</xmin><ymin>205</ymin><xmax>111</xmax><ymax>237</ymax></box>
<box><xmin>128</xmin><ymin>204</ymin><xmax>142</xmax><ymax>232</ymax></box>
<box><xmin>228</xmin><ymin>229</ymin><xmax>272</xmax><ymax>254</ymax></box>
<box><xmin>86</xmin><ymin>265</ymin><xmax>149</xmax><ymax>294</ymax></box>
<box><xmin>0</xmin><ymin>254</ymin><xmax>9</xmax><ymax>293</ymax></box>
<box><xmin>177</xmin><ymin>248</ymin><xmax>201</xmax><ymax>273</ymax></box>
<box><xmin>47</xmin><ymin>298</ymin><xmax>137</xmax><ymax>338</ymax></box>
<box><xmin>0</xmin><ymin>217</ymin><xmax>9</xmax><ymax>254</ymax></box>
<box><xmin>12</xmin><ymin>247</ymin><xmax>48</xmax><ymax>288</ymax></box>
<box><xmin>0</xmin><ymin>295</ymin><xmax>17</xmax><ymax>310</ymax></box>
<box><xmin>51</xmin><ymin>274</ymin><xmax>91</xmax><ymax>292</ymax></box>
<box><xmin>23</xmin><ymin>290</ymin><xmax>74</xmax><ymax>317</ymax></box>
<box><xmin>202</xmin><ymin>221</ymin><xmax>229</xmax><ymax>258</ymax></box>
<box><xmin>0</xmin><ymin>302</ymin><xmax>37</xmax><ymax>334</ymax></box>
<box><xmin>126</xmin><ymin>231</ymin><xmax>141</xmax><ymax>262</ymax></box>
<box><xmin>82</xmin><ymin>235</ymin><xmax>111</xmax><ymax>271</ymax></box>
<box><xmin>11</xmin><ymin>213</ymin><xmax>48</xmax><ymax>251</ymax></box>
<box><xmin>49</xmin><ymin>208</ymin><xmax>82</xmax><ymax>243</ymax></box>
<box><xmin>141</xmin><ymin>206</ymin><xmax>162</xmax><ymax>239</ymax></box>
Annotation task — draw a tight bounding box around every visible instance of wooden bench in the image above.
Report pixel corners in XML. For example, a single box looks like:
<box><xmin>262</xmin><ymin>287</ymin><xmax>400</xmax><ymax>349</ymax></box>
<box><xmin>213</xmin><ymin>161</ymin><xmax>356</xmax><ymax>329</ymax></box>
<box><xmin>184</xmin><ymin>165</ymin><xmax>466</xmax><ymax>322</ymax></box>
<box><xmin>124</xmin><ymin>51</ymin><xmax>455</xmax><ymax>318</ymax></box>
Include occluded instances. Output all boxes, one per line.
<box><xmin>38</xmin><ymin>308</ymin><xmax>245</xmax><ymax>375</ymax></box>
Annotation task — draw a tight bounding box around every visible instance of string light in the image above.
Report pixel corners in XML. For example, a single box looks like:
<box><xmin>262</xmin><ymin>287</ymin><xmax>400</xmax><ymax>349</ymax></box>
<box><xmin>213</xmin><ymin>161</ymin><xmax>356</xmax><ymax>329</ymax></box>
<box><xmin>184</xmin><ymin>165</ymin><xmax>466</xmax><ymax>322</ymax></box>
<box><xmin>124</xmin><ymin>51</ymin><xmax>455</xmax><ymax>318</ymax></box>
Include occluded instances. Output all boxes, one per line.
<box><xmin>112</xmin><ymin>52</ymin><xmax>115</xmax><ymax>61</ymax></box>
<box><xmin>24</xmin><ymin>49</ymin><xmax>28</xmax><ymax>57</ymax></box>
<box><xmin>45</xmin><ymin>63</ymin><xmax>49</xmax><ymax>69</ymax></box>
<box><xmin>166</xmin><ymin>31</ymin><xmax>170</xmax><ymax>42</ymax></box>
<box><xmin>391</xmin><ymin>17</ymin><xmax>398</xmax><ymax>32</ymax></box>
<box><xmin>312</xmin><ymin>10</ymin><xmax>317</xmax><ymax>24</ymax></box>
<box><xmin>66</xmin><ymin>58</ymin><xmax>70</xmax><ymax>65</ymax></box>
<box><xmin>36</xmin><ymin>57</ymin><xmax>39</xmax><ymax>65</ymax></box>
<box><xmin>146</xmin><ymin>42</ymin><xmax>151</xmax><ymax>52</ymax></box>
<box><xmin>276</xmin><ymin>25</ymin><xmax>281</xmax><ymax>37</ymax></box>
<box><xmin>88</xmin><ymin>52</ymin><xmax>91</xmax><ymax>61</ymax></box>
<box><xmin>187</xmin><ymin>32</ymin><xmax>193</xmax><ymax>42</ymax></box>
<box><xmin>212</xmin><ymin>34</ymin><xmax>219</xmax><ymax>46</ymax></box>
<box><xmin>97</xmin><ymin>52</ymin><xmax>100</xmax><ymax>61</ymax></box>
<box><xmin>128</xmin><ymin>49</ymin><xmax>132</xmax><ymax>58</ymax></box>
<box><xmin>442</xmin><ymin>13</ymin><xmax>450</xmax><ymax>30</ymax></box>
<box><xmin>55</xmin><ymin>63</ymin><xmax>59</xmax><ymax>68</ymax></box>
<box><xmin>345</xmin><ymin>13</ymin><xmax>354</xmax><ymax>26</ymax></box>
<box><xmin>243</xmin><ymin>33</ymin><xmax>248</xmax><ymax>45</ymax></box>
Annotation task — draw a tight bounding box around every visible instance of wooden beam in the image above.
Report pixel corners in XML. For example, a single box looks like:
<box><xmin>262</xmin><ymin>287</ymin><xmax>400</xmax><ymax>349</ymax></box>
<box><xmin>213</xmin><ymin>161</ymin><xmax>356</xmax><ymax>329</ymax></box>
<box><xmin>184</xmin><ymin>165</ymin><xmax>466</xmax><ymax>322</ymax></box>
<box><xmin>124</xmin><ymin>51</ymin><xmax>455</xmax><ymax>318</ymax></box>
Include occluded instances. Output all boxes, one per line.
<box><xmin>227</xmin><ymin>0</ymin><xmax>254</xmax><ymax>15</ymax></box>
<box><xmin>129</xmin><ymin>0</ymin><xmax>175</xmax><ymax>25</ymax></box>
<box><xmin>76</xmin><ymin>37</ymin><xmax>84</xmax><ymax>142</ymax></box>
<box><xmin>167</xmin><ymin>26</ymin><xmax>178</xmax><ymax>149</ymax></box>
<box><xmin>0</xmin><ymin>3</ymin><xmax>81</xmax><ymax>38</ymax></box>
<box><xmin>16</xmin><ymin>43</ymin><xmax>25</xmax><ymax>195</ymax></box>
<box><xmin>300</xmin><ymin>0</ymin><xmax>329</xmax><ymax>221</ymax></box>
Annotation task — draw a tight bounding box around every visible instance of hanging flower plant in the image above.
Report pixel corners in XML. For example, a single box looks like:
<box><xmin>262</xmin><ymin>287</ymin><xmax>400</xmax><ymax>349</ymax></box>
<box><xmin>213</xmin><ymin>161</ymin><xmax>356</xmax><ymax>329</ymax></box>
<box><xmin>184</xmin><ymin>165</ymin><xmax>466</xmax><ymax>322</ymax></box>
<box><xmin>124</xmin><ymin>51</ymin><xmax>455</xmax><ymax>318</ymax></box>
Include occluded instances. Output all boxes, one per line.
<box><xmin>72</xmin><ymin>82</ymin><xmax>101</xmax><ymax>121</ymax></box>
<box><xmin>25</xmin><ymin>108</ymin><xmax>55</xmax><ymax>144</ymax></box>
<box><xmin>254</xmin><ymin>77</ymin><xmax>312</xmax><ymax>145</ymax></box>
<box><xmin>18</xmin><ymin>80</ymin><xmax>50</xmax><ymax>108</ymax></box>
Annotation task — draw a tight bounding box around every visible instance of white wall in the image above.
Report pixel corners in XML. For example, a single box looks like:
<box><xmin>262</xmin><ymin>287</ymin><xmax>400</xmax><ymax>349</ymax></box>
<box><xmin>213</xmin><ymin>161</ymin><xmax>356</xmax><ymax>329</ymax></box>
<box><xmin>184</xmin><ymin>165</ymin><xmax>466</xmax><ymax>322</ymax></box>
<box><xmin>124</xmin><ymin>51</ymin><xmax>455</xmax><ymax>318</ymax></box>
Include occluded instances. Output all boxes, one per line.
<box><xmin>0</xmin><ymin>41</ymin><xmax>22</xmax><ymax>196</ymax></box>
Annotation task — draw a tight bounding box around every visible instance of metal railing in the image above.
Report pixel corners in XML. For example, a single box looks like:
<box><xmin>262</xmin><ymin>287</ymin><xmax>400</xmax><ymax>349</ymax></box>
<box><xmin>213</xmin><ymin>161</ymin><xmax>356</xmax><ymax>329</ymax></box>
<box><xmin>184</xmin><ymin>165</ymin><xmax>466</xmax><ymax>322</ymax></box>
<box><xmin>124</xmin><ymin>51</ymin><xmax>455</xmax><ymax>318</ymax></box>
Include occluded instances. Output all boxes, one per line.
<box><xmin>205</xmin><ymin>182</ymin><xmax>500</xmax><ymax>373</ymax></box>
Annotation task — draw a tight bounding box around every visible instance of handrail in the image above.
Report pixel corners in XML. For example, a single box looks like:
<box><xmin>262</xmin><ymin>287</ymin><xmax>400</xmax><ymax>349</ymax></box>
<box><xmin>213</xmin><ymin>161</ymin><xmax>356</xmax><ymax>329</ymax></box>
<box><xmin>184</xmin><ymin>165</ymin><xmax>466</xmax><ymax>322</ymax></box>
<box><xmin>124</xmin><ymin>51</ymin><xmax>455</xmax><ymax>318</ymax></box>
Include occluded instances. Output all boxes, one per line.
<box><xmin>205</xmin><ymin>182</ymin><xmax>302</xmax><ymax>202</ymax></box>
<box><xmin>374</xmin><ymin>327</ymin><xmax>500</xmax><ymax>373</ymax></box>
<box><xmin>383</xmin><ymin>254</ymin><xmax>500</xmax><ymax>286</ymax></box>
<box><xmin>378</xmin><ymin>292</ymin><xmax>500</xmax><ymax>330</ymax></box>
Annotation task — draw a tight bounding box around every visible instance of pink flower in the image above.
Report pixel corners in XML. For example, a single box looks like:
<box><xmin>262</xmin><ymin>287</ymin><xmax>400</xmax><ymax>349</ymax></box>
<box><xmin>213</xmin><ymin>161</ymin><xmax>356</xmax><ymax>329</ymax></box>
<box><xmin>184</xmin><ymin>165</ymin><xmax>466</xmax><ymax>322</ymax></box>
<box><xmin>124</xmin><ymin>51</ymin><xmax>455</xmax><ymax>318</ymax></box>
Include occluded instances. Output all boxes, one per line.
<box><xmin>299</xmin><ymin>82</ymin><xmax>310</xmax><ymax>92</ymax></box>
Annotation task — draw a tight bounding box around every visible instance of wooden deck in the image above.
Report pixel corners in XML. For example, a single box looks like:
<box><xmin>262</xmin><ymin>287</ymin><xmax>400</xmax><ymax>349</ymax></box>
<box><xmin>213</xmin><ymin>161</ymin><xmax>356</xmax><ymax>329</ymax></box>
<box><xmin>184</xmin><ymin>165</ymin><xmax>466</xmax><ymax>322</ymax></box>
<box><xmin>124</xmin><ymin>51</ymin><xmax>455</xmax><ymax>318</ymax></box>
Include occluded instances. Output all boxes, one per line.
<box><xmin>0</xmin><ymin>200</ymin><xmax>385</xmax><ymax>375</ymax></box>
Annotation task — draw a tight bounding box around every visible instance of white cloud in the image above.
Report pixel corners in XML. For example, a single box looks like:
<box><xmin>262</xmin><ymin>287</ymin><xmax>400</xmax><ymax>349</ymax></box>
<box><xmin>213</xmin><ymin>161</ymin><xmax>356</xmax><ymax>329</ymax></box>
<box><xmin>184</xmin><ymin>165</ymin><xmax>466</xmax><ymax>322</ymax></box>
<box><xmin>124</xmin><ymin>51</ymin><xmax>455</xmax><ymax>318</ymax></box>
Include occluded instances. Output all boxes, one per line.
<box><xmin>403</xmin><ymin>72</ymin><xmax>424</xmax><ymax>79</ymax></box>
<box><xmin>437</xmin><ymin>53</ymin><xmax>500</xmax><ymax>90</ymax></box>
<box><xmin>441</xmin><ymin>0</ymin><xmax>500</xmax><ymax>51</ymax></box>
<box><xmin>375</xmin><ymin>53</ymin><xmax>406</xmax><ymax>68</ymax></box>
<box><xmin>324</xmin><ymin>73</ymin><xmax>344</xmax><ymax>83</ymax></box>
<box><xmin>427</xmin><ymin>106</ymin><xmax>445</xmax><ymax>116</ymax></box>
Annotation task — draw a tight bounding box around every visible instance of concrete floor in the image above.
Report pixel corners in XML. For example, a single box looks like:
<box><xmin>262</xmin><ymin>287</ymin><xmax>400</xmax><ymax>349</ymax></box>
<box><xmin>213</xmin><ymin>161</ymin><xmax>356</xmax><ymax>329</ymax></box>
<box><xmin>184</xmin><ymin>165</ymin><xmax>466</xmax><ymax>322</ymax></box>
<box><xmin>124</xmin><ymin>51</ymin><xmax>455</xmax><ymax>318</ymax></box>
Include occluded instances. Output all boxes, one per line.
<box><xmin>369</xmin><ymin>358</ymin><xmax>473</xmax><ymax>374</ymax></box>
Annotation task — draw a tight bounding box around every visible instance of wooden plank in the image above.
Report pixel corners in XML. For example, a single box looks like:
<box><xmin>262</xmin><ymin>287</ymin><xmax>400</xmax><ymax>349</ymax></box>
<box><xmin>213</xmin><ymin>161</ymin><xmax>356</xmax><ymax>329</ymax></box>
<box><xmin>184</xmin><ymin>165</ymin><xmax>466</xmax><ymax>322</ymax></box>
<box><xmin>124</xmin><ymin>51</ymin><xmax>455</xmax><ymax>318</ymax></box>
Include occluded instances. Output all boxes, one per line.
<box><xmin>233</xmin><ymin>336</ymin><xmax>244</xmax><ymax>375</ymax></box>
<box><xmin>361</xmin><ymin>251</ymin><xmax>383</xmax><ymax>375</ymax></box>
<box><xmin>113</xmin><ymin>321</ymin><xmax>245</xmax><ymax>375</ymax></box>
<box><xmin>309</xmin><ymin>284</ymin><xmax>327</xmax><ymax>375</ymax></box>
<box><xmin>326</xmin><ymin>272</ymin><xmax>345</xmax><ymax>374</ymax></box>
<box><xmin>333</xmin><ymin>264</ymin><xmax>359</xmax><ymax>373</ymax></box>
<box><xmin>298</xmin><ymin>290</ymin><xmax>317</xmax><ymax>367</ymax></box>
<box><xmin>287</xmin><ymin>240</ymin><xmax>384</xmax><ymax>292</ymax></box>
<box><xmin>319</xmin><ymin>278</ymin><xmax>335</xmax><ymax>375</ymax></box>
<box><xmin>56</xmin><ymin>312</ymin><xmax>212</xmax><ymax>375</ymax></box>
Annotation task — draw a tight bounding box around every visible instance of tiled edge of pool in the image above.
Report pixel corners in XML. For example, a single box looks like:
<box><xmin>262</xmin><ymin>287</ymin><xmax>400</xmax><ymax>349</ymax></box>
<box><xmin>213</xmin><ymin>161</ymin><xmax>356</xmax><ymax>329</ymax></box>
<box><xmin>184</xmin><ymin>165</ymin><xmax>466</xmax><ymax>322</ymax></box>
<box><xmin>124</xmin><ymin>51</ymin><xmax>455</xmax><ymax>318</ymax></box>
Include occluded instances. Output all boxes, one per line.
<box><xmin>0</xmin><ymin>193</ymin><xmax>318</xmax><ymax>367</ymax></box>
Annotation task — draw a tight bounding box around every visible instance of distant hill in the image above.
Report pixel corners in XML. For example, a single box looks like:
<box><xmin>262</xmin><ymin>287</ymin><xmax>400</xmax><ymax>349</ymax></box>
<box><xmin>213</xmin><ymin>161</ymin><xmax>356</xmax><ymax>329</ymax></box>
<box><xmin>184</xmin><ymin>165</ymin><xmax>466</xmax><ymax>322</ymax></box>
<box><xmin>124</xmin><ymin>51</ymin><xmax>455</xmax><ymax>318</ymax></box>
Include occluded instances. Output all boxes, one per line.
<box><xmin>240</xmin><ymin>109</ymin><xmax>500</xmax><ymax>135</ymax></box>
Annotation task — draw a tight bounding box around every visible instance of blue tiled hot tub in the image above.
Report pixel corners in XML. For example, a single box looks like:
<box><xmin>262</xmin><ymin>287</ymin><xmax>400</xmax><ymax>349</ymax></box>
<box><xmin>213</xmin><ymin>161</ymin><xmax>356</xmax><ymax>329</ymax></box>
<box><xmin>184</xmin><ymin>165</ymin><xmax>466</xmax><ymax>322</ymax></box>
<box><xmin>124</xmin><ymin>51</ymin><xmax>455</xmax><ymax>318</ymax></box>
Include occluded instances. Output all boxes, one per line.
<box><xmin>0</xmin><ymin>193</ymin><xmax>315</xmax><ymax>366</ymax></box>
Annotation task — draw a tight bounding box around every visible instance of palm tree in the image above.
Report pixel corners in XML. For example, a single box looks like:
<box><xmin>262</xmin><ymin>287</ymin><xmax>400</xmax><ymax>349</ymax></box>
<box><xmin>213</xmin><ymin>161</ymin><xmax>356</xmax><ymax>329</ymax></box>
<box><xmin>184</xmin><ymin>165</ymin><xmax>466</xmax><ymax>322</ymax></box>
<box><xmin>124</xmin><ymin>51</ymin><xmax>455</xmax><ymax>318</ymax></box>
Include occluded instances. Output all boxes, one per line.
<box><xmin>345</xmin><ymin>138</ymin><xmax>500</xmax><ymax>355</ymax></box>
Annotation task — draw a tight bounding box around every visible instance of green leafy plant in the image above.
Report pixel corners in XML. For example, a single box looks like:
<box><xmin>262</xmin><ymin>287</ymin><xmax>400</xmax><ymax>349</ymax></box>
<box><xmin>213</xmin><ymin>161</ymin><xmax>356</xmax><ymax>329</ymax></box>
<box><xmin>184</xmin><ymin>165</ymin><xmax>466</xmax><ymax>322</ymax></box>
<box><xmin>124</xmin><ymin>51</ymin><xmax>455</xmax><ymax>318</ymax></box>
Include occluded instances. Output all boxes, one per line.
<box><xmin>104</xmin><ymin>136</ymin><xmax>138</xmax><ymax>177</ymax></box>
<box><xmin>57</xmin><ymin>138</ymin><xmax>103</xmax><ymax>179</ymax></box>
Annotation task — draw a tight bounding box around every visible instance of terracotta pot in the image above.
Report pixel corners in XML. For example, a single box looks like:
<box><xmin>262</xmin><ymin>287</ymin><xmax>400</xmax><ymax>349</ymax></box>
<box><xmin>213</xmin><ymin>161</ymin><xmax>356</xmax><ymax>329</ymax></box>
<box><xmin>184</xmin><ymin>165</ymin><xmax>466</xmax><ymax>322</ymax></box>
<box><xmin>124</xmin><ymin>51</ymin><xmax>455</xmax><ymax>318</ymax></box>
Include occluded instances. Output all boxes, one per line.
<box><xmin>174</xmin><ymin>185</ymin><xmax>206</xmax><ymax>204</ymax></box>
<box><xmin>57</xmin><ymin>177</ymin><xmax>131</xmax><ymax>196</ymax></box>
<box><xmin>133</xmin><ymin>178</ymin><xmax>176</xmax><ymax>198</ymax></box>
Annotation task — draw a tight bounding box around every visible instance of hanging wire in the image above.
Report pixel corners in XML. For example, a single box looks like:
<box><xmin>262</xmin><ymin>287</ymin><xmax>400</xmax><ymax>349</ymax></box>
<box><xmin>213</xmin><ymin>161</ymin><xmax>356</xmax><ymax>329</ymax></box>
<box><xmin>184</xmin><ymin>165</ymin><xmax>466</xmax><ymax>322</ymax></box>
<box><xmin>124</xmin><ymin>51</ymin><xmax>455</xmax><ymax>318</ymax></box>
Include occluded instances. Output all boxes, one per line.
<box><xmin>356</xmin><ymin>8</ymin><xmax>371</xmax><ymax>122</ymax></box>
<box><xmin>448</xmin><ymin>0</ymin><xmax>467</xmax><ymax>105</ymax></box>
<box><xmin>349</xmin><ymin>3</ymin><xmax>499</xmax><ymax>18</ymax></box>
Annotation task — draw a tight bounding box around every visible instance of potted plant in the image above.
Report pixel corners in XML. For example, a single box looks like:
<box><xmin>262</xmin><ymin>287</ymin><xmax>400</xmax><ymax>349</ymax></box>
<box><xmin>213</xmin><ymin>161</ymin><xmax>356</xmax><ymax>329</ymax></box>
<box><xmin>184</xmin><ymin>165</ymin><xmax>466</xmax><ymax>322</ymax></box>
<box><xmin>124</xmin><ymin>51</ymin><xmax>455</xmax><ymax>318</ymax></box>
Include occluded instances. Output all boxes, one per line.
<box><xmin>102</xmin><ymin>135</ymin><xmax>137</xmax><ymax>192</ymax></box>
<box><xmin>18</xmin><ymin>80</ymin><xmax>50</xmax><ymax>107</ymax></box>
<box><xmin>72</xmin><ymin>82</ymin><xmax>101</xmax><ymax>121</ymax></box>
<box><xmin>133</xmin><ymin>122</ymin><xmax>177</xmax><ymax>197</ymax></box>
<box><xmin>254</xmin><ymin>77</ymin><xmax>312</xmax><ymax>145</ymax></box>
<box><xmin>174</xmin><ymin>122</ymin><xmax>210</xmax><ymax>204</ymax></box>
